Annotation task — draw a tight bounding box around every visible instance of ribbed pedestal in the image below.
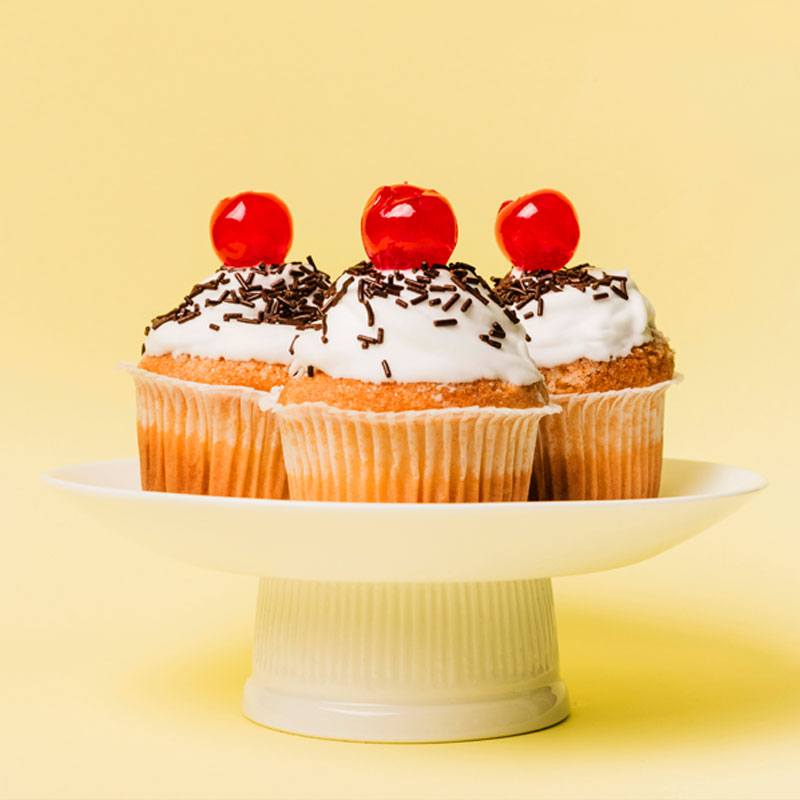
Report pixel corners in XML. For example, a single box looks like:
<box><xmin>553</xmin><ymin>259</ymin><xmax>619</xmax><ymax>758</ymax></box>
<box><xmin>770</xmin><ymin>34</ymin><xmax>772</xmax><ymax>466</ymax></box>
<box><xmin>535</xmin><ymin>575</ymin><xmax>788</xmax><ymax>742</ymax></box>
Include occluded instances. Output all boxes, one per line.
<box><xmin>243</xmin><ymin>578</ymin><xmax>568</xmax><ymax>742</ymax></box>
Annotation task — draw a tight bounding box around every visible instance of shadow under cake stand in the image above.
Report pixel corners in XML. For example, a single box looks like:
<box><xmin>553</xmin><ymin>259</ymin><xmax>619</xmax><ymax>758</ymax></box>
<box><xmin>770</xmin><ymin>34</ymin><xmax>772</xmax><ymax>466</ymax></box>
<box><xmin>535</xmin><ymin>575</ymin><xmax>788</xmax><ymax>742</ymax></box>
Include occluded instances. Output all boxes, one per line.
<box><xmin>42</xmin><ymin>458</ymin><xmax>765</xmax><ymax>743</ymax></box>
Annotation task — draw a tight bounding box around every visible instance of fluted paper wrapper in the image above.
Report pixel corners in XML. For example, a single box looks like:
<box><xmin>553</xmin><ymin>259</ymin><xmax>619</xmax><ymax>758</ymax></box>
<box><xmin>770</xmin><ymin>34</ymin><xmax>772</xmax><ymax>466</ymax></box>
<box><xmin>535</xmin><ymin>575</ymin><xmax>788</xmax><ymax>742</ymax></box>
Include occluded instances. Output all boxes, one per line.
<box><xmin>276</xmin><ymin>402</ymin><xmax>559</xmax><ymax>503</ymax></box>
<box><xmin>530</xmin><ymin>378</ymin><xmax>679</xmax><ymax>501</ymax></box>
<box><xmin>122</xmin><ymin>364</ymin><xmax>288</xmax><ymax>499</ymax></box>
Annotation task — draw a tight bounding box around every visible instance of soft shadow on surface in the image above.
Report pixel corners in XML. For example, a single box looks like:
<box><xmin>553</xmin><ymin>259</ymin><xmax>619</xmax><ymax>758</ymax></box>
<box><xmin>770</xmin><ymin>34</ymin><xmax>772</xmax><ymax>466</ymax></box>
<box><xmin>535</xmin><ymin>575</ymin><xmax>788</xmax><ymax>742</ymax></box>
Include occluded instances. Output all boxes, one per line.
<box><xmin>132</xmin><ymin>637</ymin><xmax>252</xmax><ymax>720</ymax></box>
<box><xmin>546</xmin><ymin>601</ymin><xmax>800</xmax><ymax>747</ymax></box>
<box><xmin>130</xmin><ymin>604</ymin><xmax>800</xmax><ymax>748</ymax></box>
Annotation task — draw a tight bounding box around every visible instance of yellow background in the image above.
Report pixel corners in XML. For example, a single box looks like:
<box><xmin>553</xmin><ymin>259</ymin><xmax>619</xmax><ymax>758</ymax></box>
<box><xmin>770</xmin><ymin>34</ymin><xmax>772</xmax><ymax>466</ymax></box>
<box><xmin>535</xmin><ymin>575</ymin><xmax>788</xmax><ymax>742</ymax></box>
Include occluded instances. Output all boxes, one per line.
<box><xmin>2</xmin><ymin>1</ymin><xmax>799</xmax><ymax>797</ymax></box>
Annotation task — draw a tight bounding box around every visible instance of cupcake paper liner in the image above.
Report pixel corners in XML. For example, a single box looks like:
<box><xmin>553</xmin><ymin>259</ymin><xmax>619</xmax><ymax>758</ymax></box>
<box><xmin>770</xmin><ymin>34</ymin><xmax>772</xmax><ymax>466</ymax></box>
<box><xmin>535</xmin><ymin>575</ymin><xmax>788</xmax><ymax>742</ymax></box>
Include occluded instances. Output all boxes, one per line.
<box><xmin>276</xmin><ymin>401</ymin><xmax>560</xmax><ymax>503</ymax></box>
<box><xmin>530</xmin><ymin>377</ymin><xmax>680</xmax><ymax>501</ymax></box>
<box><xmin>122</xmin><ymin>364</ymin><xmax>288</xmax><ymax>499</ymax></box>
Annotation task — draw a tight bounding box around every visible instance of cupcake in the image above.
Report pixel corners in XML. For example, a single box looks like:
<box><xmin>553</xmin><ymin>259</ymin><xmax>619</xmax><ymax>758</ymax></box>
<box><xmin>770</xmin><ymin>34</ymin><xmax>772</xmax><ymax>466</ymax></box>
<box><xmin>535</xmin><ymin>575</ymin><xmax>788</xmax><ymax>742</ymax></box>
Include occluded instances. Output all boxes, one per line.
<box><xmin>276</xmin><ymin>183</ymin><xmax>558</xmax><ymax>502</ymax></box>
<box><xmin>130</xmin><ymin>191</ymin><xmax>330</xmax><ymax>498</ymax></box>
<box><xmin>494</xmin><ymin>189</ymin><xmax>677</xmax><ymax>501</ymax></box>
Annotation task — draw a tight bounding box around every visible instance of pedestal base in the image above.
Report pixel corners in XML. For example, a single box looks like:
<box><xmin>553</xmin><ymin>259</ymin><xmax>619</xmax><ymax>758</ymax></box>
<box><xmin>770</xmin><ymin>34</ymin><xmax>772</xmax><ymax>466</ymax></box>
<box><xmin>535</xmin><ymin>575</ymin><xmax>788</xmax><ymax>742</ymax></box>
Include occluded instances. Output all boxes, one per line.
<box><xmin>243</xmin><ymin>578</ymin><xmax>569</xmax><ymax>742</ymax></box>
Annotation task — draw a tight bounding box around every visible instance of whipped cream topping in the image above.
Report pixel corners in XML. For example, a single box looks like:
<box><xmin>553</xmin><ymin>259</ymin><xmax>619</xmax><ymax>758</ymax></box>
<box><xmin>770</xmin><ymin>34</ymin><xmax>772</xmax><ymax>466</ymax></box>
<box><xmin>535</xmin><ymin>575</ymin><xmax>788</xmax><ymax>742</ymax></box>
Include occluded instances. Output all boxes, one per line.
<box><xmin>143</xmin><ymin>261</ymin><xmax>330</xmax><ymax>364</ymax></box>
<box><xmin>289</xmin><ymin>263</ymin><xmax>543</xmax><ymax>386</ymax></box>
<box><xmin>496</xmin><ymin>266</ymin><xmax>656</xmax><ymax>368</ymax></box>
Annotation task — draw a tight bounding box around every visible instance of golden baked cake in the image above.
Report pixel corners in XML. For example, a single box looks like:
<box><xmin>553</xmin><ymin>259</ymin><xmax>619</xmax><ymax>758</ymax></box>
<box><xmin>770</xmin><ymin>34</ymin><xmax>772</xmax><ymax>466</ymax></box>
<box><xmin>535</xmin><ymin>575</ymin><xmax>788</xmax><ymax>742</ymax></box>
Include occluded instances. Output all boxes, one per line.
<box><xmin>277</xmin><ymin>183</ymin><xmax>557</xmax><ymax>502</ymax></box>
<box><xmin>494</xmin><ymin>189</ymin><xmax>676</xmax><ymax>500</ymax></box>
<box><xmin>132</xmin><ymin>191</ymin><xmax>330</xmax><ymax>498</ymax></box>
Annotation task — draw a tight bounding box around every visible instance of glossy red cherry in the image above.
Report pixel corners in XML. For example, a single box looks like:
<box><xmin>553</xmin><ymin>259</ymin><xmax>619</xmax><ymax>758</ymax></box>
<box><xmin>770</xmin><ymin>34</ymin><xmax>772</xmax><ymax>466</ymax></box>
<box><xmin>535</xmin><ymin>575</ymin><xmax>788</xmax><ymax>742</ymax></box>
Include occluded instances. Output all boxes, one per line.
<box><xmin>361</xmin><ymin>183</ymin><xmax>458</xmax><ymax>270</ymax></box>
<box><xmin>210</xmin><ymin>192</ymin><xmax>293</xmax><ymax>268</ymax></box>
<box><xmin>495</xmin><ymin>190</ymin><xmax>580</xmax><ymax>271</ymax></box>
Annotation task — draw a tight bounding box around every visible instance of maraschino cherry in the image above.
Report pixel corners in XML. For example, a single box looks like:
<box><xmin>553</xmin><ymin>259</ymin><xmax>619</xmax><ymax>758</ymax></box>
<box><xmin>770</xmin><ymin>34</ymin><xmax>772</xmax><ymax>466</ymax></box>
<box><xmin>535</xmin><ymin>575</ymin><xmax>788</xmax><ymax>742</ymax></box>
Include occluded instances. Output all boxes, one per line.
<box><xmin>495</xmin><ymin>190</ymin><xmax>580</xmax><ymax>272</ymax></box>
<box><xmin>361</xmin><ymin>183</ymin><xmax>458</xmax><ymax>270</ymax></box>
<box><xmin>210</xmin><ymin>191</ymin><xmax>293</xmax><ymax>268</ymax></box>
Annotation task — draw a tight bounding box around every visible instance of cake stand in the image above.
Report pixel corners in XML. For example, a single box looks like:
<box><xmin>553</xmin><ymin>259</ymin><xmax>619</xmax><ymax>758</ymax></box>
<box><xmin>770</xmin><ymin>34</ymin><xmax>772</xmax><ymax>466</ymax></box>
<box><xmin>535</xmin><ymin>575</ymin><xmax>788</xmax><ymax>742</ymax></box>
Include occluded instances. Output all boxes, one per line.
<box><xmin>42</xmin><ymin>458</ymin><xmax>765</xmax><ymax>742</ymax></box>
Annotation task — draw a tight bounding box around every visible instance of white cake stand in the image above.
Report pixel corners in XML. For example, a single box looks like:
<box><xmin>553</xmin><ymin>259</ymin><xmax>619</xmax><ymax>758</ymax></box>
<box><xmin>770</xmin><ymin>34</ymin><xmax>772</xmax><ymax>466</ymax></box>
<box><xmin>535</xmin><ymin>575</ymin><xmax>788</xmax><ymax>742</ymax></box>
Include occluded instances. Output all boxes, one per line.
<box><xmin>42</xmin><ymin>458</ymin><xmax>765</xmax><ymax>743</ymax></box>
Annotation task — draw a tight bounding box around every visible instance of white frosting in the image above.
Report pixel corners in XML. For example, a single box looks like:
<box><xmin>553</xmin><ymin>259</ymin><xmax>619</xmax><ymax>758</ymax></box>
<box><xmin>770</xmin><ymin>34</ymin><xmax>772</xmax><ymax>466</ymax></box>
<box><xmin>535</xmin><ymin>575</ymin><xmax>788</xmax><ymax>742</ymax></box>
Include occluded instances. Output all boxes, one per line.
<box><xmin>143</xmin><ymin>264</ymin><xmax>324</xmax><ymax>364</ymax></box>
<box><xmin>290</xmin><ymin>266</ymin><xmax>543</xmax><ymax>385</ymax></box>
<box><xmin>511</xmin><ymin>267</ymin><xmax>656</xmax><ymax>368</ymax></box>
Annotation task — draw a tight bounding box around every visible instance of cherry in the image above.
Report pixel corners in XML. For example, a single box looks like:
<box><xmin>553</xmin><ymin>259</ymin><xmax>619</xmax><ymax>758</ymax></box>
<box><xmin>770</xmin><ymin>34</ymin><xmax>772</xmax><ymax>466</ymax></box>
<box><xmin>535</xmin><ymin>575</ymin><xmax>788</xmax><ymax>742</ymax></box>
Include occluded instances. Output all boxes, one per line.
<box><xmin>210</xmin><ymin>191</ymin><xmax>293</xmax><ymax>268</ymax></box>
<box><xmin>495</xmin><ymin>190</ymin><xmax>580</xmax><ymax>271</ymax></box>
<box><xmin>361</xmin><ymin>183</ymin><xmax>458</xmax><ymax>270</ymax></box>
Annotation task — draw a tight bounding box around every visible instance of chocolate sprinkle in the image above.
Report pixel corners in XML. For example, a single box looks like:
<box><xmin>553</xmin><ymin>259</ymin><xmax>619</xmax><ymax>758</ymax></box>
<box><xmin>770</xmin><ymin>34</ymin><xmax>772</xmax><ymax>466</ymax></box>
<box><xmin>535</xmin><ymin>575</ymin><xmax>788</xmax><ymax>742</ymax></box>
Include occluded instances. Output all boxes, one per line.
<box><xmin>490</xmin><ymin>322</ymin><xmax>506</xmax><ymax>339</ymax></box>
<box><xmin>209</xmin><ymin>323</ymin><xmax>220</xmax><ymax>331</ymax></box>
<box><xmin>611</xmin><ymin>285</ymin><xmax>629</xmax><ymax>300</ymax></box>
<box><xmin>311</xmin><ymin>261</ymin><xmax>528</xmax><ymax>375</ymax></box>
<box><xmin>442</xmin><ymin>293</ymin><xmax>460</xmax><ymax>312</ymax></box>
<box><xmin>495</xmin><ymin>265</ymin><xmax>630</xmax><ymax>317</ymax></box>
<box><xmin>148</xmin><ymin>262</ymin><xmax>330</xmax><ymax>334</ymax></box>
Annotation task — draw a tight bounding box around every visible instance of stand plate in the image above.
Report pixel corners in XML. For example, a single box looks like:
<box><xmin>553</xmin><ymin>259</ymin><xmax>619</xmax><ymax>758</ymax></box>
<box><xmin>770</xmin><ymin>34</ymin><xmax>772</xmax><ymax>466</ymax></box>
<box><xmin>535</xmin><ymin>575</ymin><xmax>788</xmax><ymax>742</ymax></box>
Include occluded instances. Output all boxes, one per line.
<box><xmin>42</xmin><ymin>459</ymin><xmax>765</xmax><ymax>582</ymax></box>
<box><xmin>42</xmin><ymin>458</ymin><xmax>765</xmax><ymax>741</ymax></box>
